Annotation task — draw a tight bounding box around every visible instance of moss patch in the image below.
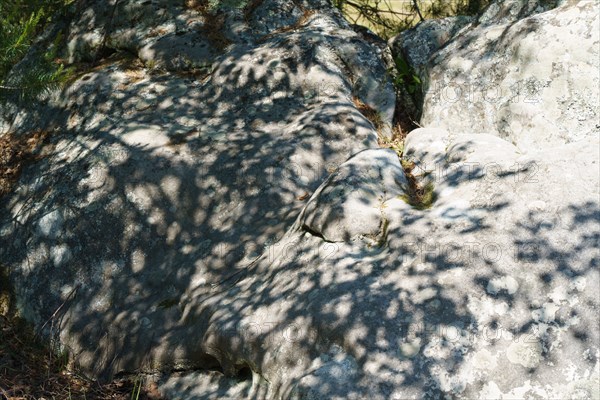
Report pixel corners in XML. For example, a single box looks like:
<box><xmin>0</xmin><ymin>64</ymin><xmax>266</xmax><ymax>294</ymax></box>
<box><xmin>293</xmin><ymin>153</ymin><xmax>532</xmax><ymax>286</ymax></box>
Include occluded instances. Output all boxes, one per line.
<box><xmin>399</xmin><ymin>159</ymin><xmax>436</xmax><ymax>210</ymax></box>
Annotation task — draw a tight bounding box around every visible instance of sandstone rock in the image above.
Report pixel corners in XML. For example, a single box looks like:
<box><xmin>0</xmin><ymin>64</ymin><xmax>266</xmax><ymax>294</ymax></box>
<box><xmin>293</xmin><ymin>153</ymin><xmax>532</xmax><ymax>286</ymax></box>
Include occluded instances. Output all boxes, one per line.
<box><xmin>154</xmin><ymin>126</ymin><xmax>598</xmax><ymax>399</ymax></box>
<box><xmin>301</xmin><ymin>148</ymin><xmax>406</xmax><ymax>243</ymax></box>
<box><xmin>0</xmin><ymin>0</ymin><xmax>395</xmax><ymax>384</ymax></box>
<box><xmin>387</xmin><ymin>15</ymin><xmax>474</xmax><ymax>130</ymax></box>
<box><xmin>1</xmin><ymin>0</ymin><xmax>599</xmax><ymax>399</ymax></box>
<box><xmin>244</xmin><ymin>128</ymin><xmax>597</xmax><ymax>399</ymax></box>
<box><xmin>159</xmin><ymin>370</ymin><xmax>255</xmax><ymax>399</ymax></box>
<box><xmin>389</xmin><ymin>16</ymin><xmax>473</xmax><ymax>74</ymax></box>
<box><xmin>421</xmin><ymin>0</ymin><xmax>599</xmax><ymax>151</ymax></box>
<box><xmin>137</xmin><ymin>32</ymin><xmax>218</xmax><ymax>72</ymax></box>
<box><xmin>477</xmin><ymin>0</ymin><xmax>564</xmax><ymax>25</ymax></box>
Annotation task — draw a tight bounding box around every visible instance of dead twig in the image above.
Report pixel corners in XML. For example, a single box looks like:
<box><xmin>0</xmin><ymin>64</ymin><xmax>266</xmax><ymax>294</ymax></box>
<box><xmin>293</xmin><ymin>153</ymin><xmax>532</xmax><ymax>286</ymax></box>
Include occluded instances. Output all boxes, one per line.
<box><xmin>36</xmin><ymin>284</ymin><xmax>79</xmax><ymax>338</ymax></box>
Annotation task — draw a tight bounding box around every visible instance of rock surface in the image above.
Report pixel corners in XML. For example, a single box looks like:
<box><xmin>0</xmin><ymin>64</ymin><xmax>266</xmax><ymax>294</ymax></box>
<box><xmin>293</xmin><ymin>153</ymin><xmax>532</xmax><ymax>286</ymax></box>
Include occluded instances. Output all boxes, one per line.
<box><xmin>421</xmin><ymin>0</ymin><xmax>600</xmax><ymax>151</ymax></box>
<box><xmin>1</xmin><ymin>0</ymin><xmax>599</xmax><ymax>399</ymax></box>
<box><xmin>1</xmin><ymin>0</ymin><xmax>395</xmax><ymax>383</ymax></box>
<box><xmin>389</xmin><ymin>15</ymin><xmax>473</xmax><ymax>75</ymax></box>
<box><xmin>302</xmin><ymin>148</ymin><xmax>406</xmax><ymax>243</ymax></box>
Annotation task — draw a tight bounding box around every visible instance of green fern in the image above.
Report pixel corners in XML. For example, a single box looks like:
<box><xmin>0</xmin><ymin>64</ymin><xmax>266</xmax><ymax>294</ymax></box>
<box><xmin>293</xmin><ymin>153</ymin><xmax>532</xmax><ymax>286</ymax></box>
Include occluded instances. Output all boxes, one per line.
<box><xmin>0</xmin><ymin>0</ymin><xmax>74</xmax><ymax>105</ymax></box>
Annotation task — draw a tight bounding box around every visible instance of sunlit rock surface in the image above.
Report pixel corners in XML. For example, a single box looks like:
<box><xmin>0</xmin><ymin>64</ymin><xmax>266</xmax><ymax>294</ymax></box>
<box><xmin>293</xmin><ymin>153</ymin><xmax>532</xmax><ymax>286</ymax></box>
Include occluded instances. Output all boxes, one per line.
<box><xmin>0</xmin><ymin>0</ymin><xmax>598</xmax><ymax>399</ymax></box>
<box><xmin>421</xmin><ymin>0</ymin><xmax>599</xmax><ymax>151</ymax></box>
<box><xmin>389</xmin><ymin>15</ymin><xmax>473</xmax><ymax>75</ymax></box>
<box><xmin>1</xmin><ymin>0</ymin><xmax>393</xmax><ymax>383</ymax></box>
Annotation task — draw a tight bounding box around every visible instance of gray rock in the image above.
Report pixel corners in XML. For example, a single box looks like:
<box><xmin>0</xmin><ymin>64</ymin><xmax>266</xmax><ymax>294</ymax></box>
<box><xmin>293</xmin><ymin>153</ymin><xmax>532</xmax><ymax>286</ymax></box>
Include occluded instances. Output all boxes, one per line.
<box><xmin>301</xmin><ymin>148</ymin><xmax>406</xmax><ymax>243</ymax></box>
<box><xmin>421</xmin><ymin>0</ymin><xmax>599</xmax><ymax>151</ymax></box>
<box><xmin>156</xmin><ymin>127</ymin><xmax>598</xmax><ymax>400</ymax></box>
<box><xmin>65</xmin><ymin>0</ymin><xmax>184</xmax><ymax>63</ymax></box>
<box><xmin>387</xmin><ymin>16</ymin><xmax>474</xmax><ymax>130</ymax></box>
<box><xmin>159</xmin><ymin>370</ymin><xmax>255</xmax><ymax>399</ymax></box>
<box><xmin>477</xmin><ymin>0</ymin><xmax>565</xmax><ymax>25</ymax></box>
<box><xmin>37</xmin><ymin>209</ymin><xmax>65</xmax><ymax>239</ymax></box>
<box><xmin>0</xmin><ymin>0</ymin><xmax>395</xmax><ymax>385</ymax></box>
<box><xmin>388</xmin><ymin>16</ymin><xmax>473</xmax><ymax>74</ymax></box>
<box><xmin>1</xmin><ymin>0</ymin><xmax>598</xmax><ymax>399</ymax></box>
<box><xmin>138</xmin><ymin>32</ymin><xmax>218</xmax><ymax>72</ymax></box>
<box><xmin>236</xmin><ymin>127</ymin><xmax>597</xmax><ymax>399</ymax></box>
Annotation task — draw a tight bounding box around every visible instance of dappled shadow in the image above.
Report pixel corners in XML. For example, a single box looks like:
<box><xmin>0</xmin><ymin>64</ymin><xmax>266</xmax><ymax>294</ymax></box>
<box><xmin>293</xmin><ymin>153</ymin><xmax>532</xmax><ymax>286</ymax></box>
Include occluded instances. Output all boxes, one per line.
<box><xmin>417</xmin><ymin>0</ymin><xmax>595</xmax><ymax>151</ymax></box>
<box><xmin>1</xmin><ymin>0</ymin><xmax>598</xmax><ymax>399</ymax></box>
<box><xmin>152</xmin><ymin>122</ymin><xmax>598</xmax><ymax>399</ymax></box>
<box><xmin>0</xmin><ymin>0</ymin><xmax>391</xmax><ymax>386</ymax></box>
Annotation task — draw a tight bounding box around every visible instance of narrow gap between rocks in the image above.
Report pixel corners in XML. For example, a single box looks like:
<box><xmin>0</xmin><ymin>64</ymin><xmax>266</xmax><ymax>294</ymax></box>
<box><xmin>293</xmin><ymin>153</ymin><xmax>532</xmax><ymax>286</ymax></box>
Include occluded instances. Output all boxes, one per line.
<box><xmin>352</xmin><ymin>96</ymin><xmax>436</xmax><ymax>210</ymax></box>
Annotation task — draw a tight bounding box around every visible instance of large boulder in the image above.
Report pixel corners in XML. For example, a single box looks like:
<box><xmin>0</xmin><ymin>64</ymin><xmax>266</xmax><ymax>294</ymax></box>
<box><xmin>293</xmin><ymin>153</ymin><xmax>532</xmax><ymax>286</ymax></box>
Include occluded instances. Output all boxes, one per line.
<box><xmin>159</xmin><ymin>126</ymin><xmax>599</xmax><ymax>399</ymax></box>
<box><xmin>1</xmin><ymin>0</ymin><xmax>598</xmax><ymax>399</ymax></box>
<box><xmin>388</xmin><ymin>15</ymin><xmax>473</xmax><ymax>75</ymax></box>
<box><xmin>421</xmin><ymin>0</ymin><xmax>600</xmax><ymax>151</ymax></box>
<box><xmin>238</xmin><ymin>127</ymin><xmax>598</xmax><ymax>399</ymax></box>
<box><xmin>0</xmin><ymin>0</ymin><xmax>395</xmax><ymax>383</ymax></box>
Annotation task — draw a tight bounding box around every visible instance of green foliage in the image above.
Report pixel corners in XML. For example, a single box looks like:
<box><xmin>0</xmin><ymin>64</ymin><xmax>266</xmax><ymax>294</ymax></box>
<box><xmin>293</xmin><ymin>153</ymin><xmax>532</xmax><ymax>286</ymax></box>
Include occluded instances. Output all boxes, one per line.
<box><xmin>131</xmin><ymin>376</ymin><xmax>142</xmax><ymax>400</ymax></box>
<box><xmin>393</xmin><ymin>55</ymin><xmax>421</xmax><ymax>95</ymax></box>
<box><xmin>399</xmin><ymin>180</ymin><xmax>436</xmax><ymax>210</ymax></box>
<box><xmin>0</xmin><ymin>8</ymin><xmax>41</xmax><ymax>78</ymax></box>
<box><xmin>0</xmin><ymin>0</ymin><xmax>74</xmax><ymax>104</ymax></box>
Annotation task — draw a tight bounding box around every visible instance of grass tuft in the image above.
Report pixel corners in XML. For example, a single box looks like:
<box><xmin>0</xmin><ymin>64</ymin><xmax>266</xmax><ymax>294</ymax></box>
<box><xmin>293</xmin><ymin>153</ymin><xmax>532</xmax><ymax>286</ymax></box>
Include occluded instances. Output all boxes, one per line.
<box><xmin>379</xmin><ymin>123</ymin><xmax>407</xmax><ymax>157</ymax></box>
<box><xmin>398</xmin><ymin>158</ymin><xmax>436</xmax><ymax>210</ymax></box>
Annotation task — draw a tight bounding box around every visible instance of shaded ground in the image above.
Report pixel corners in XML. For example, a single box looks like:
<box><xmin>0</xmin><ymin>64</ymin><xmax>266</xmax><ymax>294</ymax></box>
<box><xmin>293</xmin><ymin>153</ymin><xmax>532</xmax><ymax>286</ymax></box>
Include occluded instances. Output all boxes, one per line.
<box><xmin>0</xmin><ymin>280</ymin><xmax>163</xmax><ymax>399</ymax></box>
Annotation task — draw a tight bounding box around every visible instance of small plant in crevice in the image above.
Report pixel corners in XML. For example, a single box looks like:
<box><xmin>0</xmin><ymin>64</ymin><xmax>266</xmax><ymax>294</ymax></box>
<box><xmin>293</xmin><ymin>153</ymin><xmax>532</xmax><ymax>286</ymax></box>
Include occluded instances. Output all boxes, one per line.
<box><xmin>392</xmin><ymin>55</ymin><xmax>422</xmax><ymax>97</ymax></box>
<box><xmin>379</xmin><ymin>124</ymin><xmax>407</xmax><ymax>158</ymax></box>
<box><xmin>399</xmin><ymin>158</ymin><xmax>436</xmax><ymax>210</ymax></box>
<box><xmin>375</xmin><ymin>120</ymin><xmax>435</xmax><ymax>211</ymax></box>
<box><xmin>131</xmin><ymin>375</ymin><xmax>143</xmax><ymax>400</ymax></box>
<box><xmin>388</xmin><ymin>54</ymin><xmax>425</xmax><ymax>133</ymax></box>
<box><xmin>355</xmin><ymin>90</ymin><xmax>434</xmax><ymax>211</ymax></box>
